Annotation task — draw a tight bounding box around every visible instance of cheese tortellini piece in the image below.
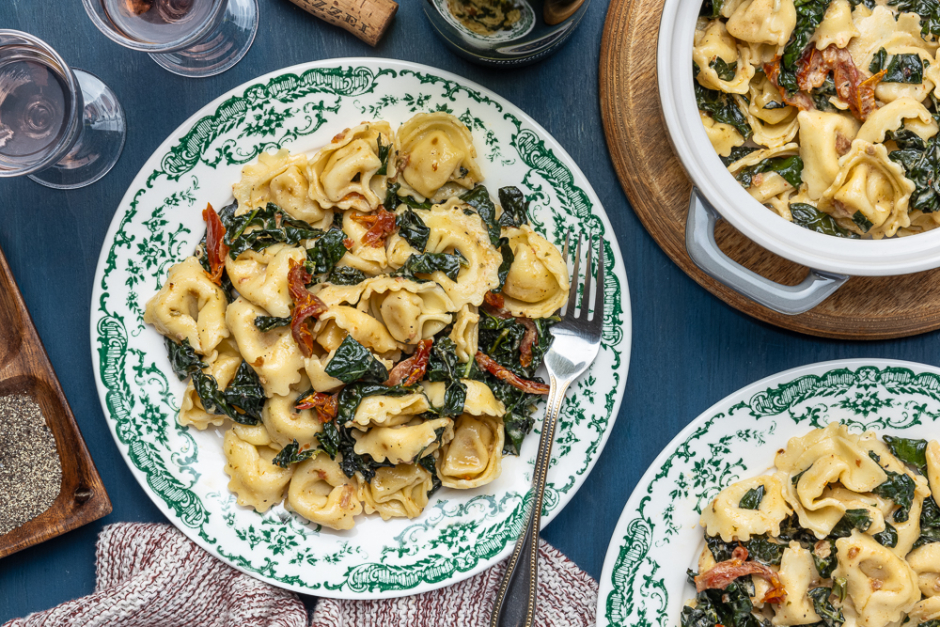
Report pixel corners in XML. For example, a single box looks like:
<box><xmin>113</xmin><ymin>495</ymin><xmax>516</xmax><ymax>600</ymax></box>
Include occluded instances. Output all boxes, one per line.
<box><xmin>437</xmin><ymin>414</ymin><xmax>504</xmax><ymax>489</ymax></box>
<box><xmin>928</xmin><ymin>440</ymin><xmax>940</xmax><ymax>503</ymax></box>
<box><xmin>820</xmin><ymin>140</ymin><xmax>915</xmax><ymax>239</ymax></box>
<box><xmin>856</xmin><ymin>98</ymin><xmax>939</xmax><ymax>145</ymax></box>
<box><xmin>224</xmin><ymin>244</ymin><xmax>306</xmax><ymax>318</ymax></box>
<box><xmin>358</xmin><ymin>464</ymin><xmax>434</xmax><ymax>520</ymax></box>
<box><xmin>225</xmin><ymin>297</ymin><xmax>305</xmax><ymax>396</ymax></box>
<box><xmin>908</xmin><ymin>544</ymin><xmax>940</xmax><ymax>598</ymax></box>
<box><xmin>772</xmin><ymin>544</ymin><xmax>821</xmax><ymax>626</ymax></box>
<box><xmin>501</xmin><ymin>225</ymin><xmax>570</xmax><ymax>318</ymax></box>
<box><xmin>223</xmin><ymin>429</ymin><xmax>294</xmax><ymax>513</ymax></box>
<box><xmin>287</xmin><ymin>455</ymin><xmax>362</xmax><ymax>531</ymax></box>
<box><xmin>144</xmin><ymin>257</ymin><xmax>229</xmax><ymax>361</ymax></box>
<box><xmin>797</xmin><ymin>111</ymin><xmax>860</xmax><ymax>200</ymax></box>
<box><xmin>308</xmin><ymin>121</ymin><xmax>392</xmax><ymax>213</ymax></box>
<box><xmin>699</xmin><ymin>474</ymin><xmax>792</xmax><ymax>542</ymax></box>
<box><xmin>728</xmin><ymin>144</ymin><xmax>801</xmax><ymax>203</ymax></box>
<box><xmin>725</xmin><ymin>0</ymin><xmax>796</xmax><ymax>46</ymax></box>
<box><xmin>352</xmin><ymin>417</ymin><xmax>455</xmax><ymax>465</ymax></box>
<box><xmin>448</xmin><ymin>305</ymin><xmax>480</xmax><ymax>363</ymax></box>
<box><xmin>701</xmin><ymin>111</ymin><xmax>746</xmax><ymax>157</ymax></box>
<box><xmin>693</xmin><ymin>20</ymin><xmax>755</xmax><ymax>95</ymax></box>
<box><xmin>358</xmin><ymin>277</ymin><xmax>455</xmax><ymax>344</ymax></box>
<box><xmin>233</xmin><ymin>149</ymin><xmax>331</xmax><ymax>227</ymax></box>
<box><xmin>395</xmin><ymin>112</ymin><xmax>482</xmax><ymax>199</ymax></box>
<box><xmin>346</xmin><ymin>393</ymin><xmax>431</xmax><ymax>430</ymax></box>
<box><xmin>813</xmin><ymin>0</ymin><xmax>858</xmax><ymax>50</ymax></box>
<box><xmin>834</xmin><ymin>532</ymin><xmax>921</xmax><ymax>627</ymax></box>
<box><xmin>735</xmin><ymin>93</ymin><xmax>799</xmax><ymax>149</ymax></box>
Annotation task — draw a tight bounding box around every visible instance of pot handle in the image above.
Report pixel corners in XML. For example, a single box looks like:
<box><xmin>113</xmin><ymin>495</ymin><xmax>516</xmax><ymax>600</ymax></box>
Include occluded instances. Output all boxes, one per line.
<box><xmin>686</xmin><ymin>188</ymin><xmax>848</xmax><ymax>315</ymax></box>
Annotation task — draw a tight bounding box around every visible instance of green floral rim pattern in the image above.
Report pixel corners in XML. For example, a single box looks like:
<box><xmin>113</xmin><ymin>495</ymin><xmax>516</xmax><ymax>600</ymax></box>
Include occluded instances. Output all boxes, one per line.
<box><xmin>90</xmin><ymin>59</ymin><xmax>631</xmax><ymax>598</ymax></box>
<box><xmin>598</xmin><ymin>360</ymin><xmax>940</xmax><ymax>627</ymax></box>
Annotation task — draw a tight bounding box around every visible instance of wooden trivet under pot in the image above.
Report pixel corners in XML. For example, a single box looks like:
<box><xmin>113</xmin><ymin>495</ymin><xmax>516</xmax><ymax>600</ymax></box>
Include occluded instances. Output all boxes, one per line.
<box><xmin>599</xmin><ymin>0</ymin><xmax>940</xmax><ymax>340</ymax></box>
<box><xmin>0</xmin><ymin>244</ymin><xmax>110</xmax><ymax>558</ymax></box>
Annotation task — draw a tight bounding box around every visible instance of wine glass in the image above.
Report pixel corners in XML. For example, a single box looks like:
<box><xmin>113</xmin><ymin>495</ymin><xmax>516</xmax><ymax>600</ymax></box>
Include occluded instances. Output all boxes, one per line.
<box><xmin>0</xmin><ymin>30</ymin><xmax>126</xmax><ymax>189</ymax></box>
<box><xmin>82</xmin><ymin>0</ymin><xmax>259</xmax><ymax>78</ymax></box>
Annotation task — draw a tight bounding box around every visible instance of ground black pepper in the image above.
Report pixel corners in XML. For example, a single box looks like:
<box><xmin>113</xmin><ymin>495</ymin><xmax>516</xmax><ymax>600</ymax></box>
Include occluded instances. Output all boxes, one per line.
<box><xmin>0</xmin><ymin>394</ymin><xmax>62</xmax><ymax>535</ymax></box>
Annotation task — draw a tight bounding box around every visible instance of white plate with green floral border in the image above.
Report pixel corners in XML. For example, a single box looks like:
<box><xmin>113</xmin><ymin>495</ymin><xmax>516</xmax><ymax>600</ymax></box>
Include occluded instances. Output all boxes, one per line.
<box><xmin>598</xmin><ymin>358</ymin><xmax>940</xmax><ymax>627</ymax></box>
<box><xmin>90</xmin><ymin>58</ymin><xmax>630</xmax><ymax>598</ymax></box>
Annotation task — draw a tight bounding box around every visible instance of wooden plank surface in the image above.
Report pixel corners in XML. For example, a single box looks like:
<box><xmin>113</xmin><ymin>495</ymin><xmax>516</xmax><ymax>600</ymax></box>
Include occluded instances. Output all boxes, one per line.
<box><xmin>0</xmin><ymin>245</ymin><xmax>111</xmax><ymax>559</ymax></box>
<box><xmin>599</xmin><ymin>0</ymin><xmax>940</xmax><ymax>340</ymax></box>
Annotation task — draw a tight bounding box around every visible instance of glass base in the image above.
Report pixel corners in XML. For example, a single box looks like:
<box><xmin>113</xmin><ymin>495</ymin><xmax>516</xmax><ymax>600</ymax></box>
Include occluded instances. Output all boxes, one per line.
<box><xmin>149</xmin><ymin>0</ymin><xmax>259</xmax><ymax>78</ymax></box>
<box><xmin>28</xmin><ymin>69</ymin><xmax>126</xmax><ymax>190</ymax></box>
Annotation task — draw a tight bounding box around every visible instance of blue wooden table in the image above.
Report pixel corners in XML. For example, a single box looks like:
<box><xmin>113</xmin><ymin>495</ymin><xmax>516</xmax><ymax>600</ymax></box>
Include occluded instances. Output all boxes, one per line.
<box><xmin>3</xmin><ymin>0</ymin><xmax>939</xmax><ymax>620</ymax></box>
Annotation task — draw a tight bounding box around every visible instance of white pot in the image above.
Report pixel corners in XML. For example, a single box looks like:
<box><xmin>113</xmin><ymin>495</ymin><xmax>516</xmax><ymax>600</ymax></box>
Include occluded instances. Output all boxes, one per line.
<box><xmin>657</xmin><ymin>0</ymin><xmax>940</xmax><ymax>312</ymax></box>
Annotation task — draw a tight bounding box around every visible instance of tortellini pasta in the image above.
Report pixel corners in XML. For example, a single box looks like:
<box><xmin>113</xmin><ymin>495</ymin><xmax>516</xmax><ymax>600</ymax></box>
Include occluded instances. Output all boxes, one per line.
<box><xmin>699</xmin><ymin>474</ymin><xmax>791</xmax><ymax>542</ymax></box>
<box><xmin>501</xmin><ymin>225</ymin><xmax>570</xmax><ymax>318</ymax></box>
<box><xmin>394</xmin><ymin>112</ymin><xmax>483</xmax><ymax>199</ymax></box>
<box><xmin>687</xmin><ymin>427</ymin><xmax>940</xmax><ymax>627</ymax></box>
<box><xmin>437</xmin><ymin>414</ymin><xmax>504</xmax><ymax>489</ymax></box>
<box><xmin>144</xmin><ymin>112</ymin><xmax>569</xmax><ymax>531</ymax></box>
<box><xmin>696</xmin><ymin>0</ymin><xmax>940</xmax><ymax>240</ymax></box>
<box><xmin>223</xmin><ymin>429</ymin><xmax>294</xmax><ymax>513</ymax></box>
<box><xmin>820</xmin><ymin>140</ymin><xmax>915</xmax><ymax>239</ymax></box>
<box><xmin>233</xmin><ymin>149</ymin><xmax>331</xmax><ymax>227</ymax></box>
<box><xmin>308</xmin><ymin>122</ymin><xmax>392</xmax><ymax>213</ymax></box>
<box><xmin>143</xmin><ymin>257</ymin><xmax>229</xmax><ymax>361</ymax></box>
<box><xmin>287</xmin><ymin>455</ymin><xmax>361</xmax><ymax>530</ymax></box>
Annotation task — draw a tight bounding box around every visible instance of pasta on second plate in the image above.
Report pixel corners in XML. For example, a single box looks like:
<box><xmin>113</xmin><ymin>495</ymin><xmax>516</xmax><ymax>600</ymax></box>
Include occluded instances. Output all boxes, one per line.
<box><xmin>683</xmin><ymin>423</ymin><xmax>940</xmax><ymax>627</ymax></box>
<box><xmin>694</xmin><ymin>0</ymin><xmax>940</xmax><ymax>239</ymax></box>
<box><xmin>143</xmin><ymin>112</ymin><xmax>570</xmax><ymax>530</ymax></box>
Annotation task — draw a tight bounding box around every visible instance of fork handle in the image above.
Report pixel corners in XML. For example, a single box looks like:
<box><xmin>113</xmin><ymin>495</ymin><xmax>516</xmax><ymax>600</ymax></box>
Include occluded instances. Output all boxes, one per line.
<box><xmin>490</xmin><ymin>377</ymin><xmax>571</xmax><ymax>627</ymax></box>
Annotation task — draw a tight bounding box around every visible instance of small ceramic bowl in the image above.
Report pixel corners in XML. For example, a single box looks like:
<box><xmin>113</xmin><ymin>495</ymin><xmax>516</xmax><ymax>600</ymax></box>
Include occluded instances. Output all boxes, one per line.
<box><xmin>657</xmin><ymin>0</ymin><xmax>940</xmax><ymax>314</ymax></box>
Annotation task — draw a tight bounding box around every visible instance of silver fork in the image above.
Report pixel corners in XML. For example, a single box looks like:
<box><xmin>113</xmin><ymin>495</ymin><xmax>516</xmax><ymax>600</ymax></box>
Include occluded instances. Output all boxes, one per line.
<box><xmin>489</xmin><ymin>231</ymin><xmax>606</xmax><ymax>627</ymax></box>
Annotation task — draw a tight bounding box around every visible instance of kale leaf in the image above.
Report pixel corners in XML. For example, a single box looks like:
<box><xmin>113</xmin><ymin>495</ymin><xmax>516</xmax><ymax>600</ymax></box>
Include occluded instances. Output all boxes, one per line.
<box><xmin>222</xmin><ymin>361</ymin><xmax>266</xmax><ymax>423</ymax></box>
<box><xmin>791</xmin><ymin>203</ymin><xmax>860</xmax><ymax>239</ymax></box>
<box><xmin>317</xmin><ymin>419</ymin><xmax>393</xmax><ymax>482</ymax></box>
<box><xmin>735</xmin><ymin>156</ymin><xmax>804</xmax><ymax>189</ymax></box>
<box><xmin>887</xmin><ymin>129</ymin><xmax>940</xmax><ymax>213</ymax></box>
<box><xmin>873</xmin><ymin>521</ymin><xmax>899</xmax><ymax>548</ymax></box>
<box><xmin>808</xmin><ymin>587</ymin><xmax>845</xmax><ymax>627</ymax></box>
<box><xmin>384</xmin><ymin>182</ymin><xmax>433</xmax><ymax>211</ymax></box>
<box><xmin>392</xmin><ymin>252</ymin><xmax>463</xmax><ymax>282</ymax></box>
<box><xmin>460</xmin><ymin>185</ymin><xmax>501</xmax><ymax>246</ymax></box>
<box><xmin>871</xmin><ymin>464</ymin><xmax>917</xmax><ymax>522</ymax></box>
<box><xmin>376</xmin><ymin>133</ymin><xmax>391</xmax><ymax>176</ymax></box>
<box><xmin>810</xmin><ymin>75</ymin><xmax>838</xmax><ymax>111</ymax></box>
<box><xmin>306</xmin><ymin>228</ymin><xmax>349</xmax><ymax>276</ymax></box>
<box><xmin>813</xmin><ymin>539</ymin><xmax>838</xmax><ymax>579</ymax></box>
<box><xmin>419</xmin><ymin>455</ymin><xmax>442</xmax><ymax>495</ymax></box>
<box><xmin>327</xmin><ymin>265</ymin><xmax>367</xmax><ymax>286</ymax></box>
<box><xmin>739</xmin><ymin>485</ymin><xmax>765</xmax><ymax>510</ymax></box>
<box><xmin>884</xmin><ymin>435</ymin><xmax>929</xmax><ymax>474</ymax></box>
<box><xmin>254</xmin><ymin>316</ymin><xmax>291</xmax><ymax>332</ymax></box>
<box><xmin>869</xmin><ymin>47</ymin><xmax>926</xmax><ymax>83</ymax></box>
<box><xmin>494</xmin><ymin>237</ymin><xmax>515</xmax><ymax>293</ymax></box>
<box><xmin>888</xmin><ymin>0</ymin><xmax>940</xmax><ymax>36</ymax></box>
<box><xmin>852</xmin><ymin>211</ymin><xmax>874</xmax><ymax>233</ymax></box>
<box><xmin>747</xmin><ymin>535</ymin><xmax>786</xmax><ymax>565</ymax></box>
<box><xmin>695</xmin><ymin>79</ymin><xmax>752</xmax><ymax>140</ymax></box>
<box><xmin>497</xmin><ymin>186</ymin><xmax>530</xmax><ymax>227</ymax></box>
<box><xmin>396</xmin><ymin>208</ymin><xmax>430</xmax><ymax>251</ymax></box>
<box><xmin>221</xmin><ymin>202</ymin><xmax>323</xmax><ymax>259</ymax></box>
<box><xmin>720</xmin><ymin>146</ymin><xmax>758</xmax><ymax>167</ymax></box>
<box><xmin>333</xmin><ymin>382</ymin><xmax>412</xmax><ymax>426</ymax></box>
<box><xmin>710</xmin><ymin>58</ymin><xmax>738</xmax><ymax>81</ymax></box>
<box><xmin>191</xmin><ymin>370</ymin><xmax>261</xmax><ymax>426</ymax></box>
<box><xmin>165</xmin><ymin>337</ymin><xmax>207</xmax><ymax>380</ymax></box>
<box><xmin>426</xmin><ymin>337</ymin><xmax>468</xmax><ymax>417</ymax></box>
<box><xmin>272</xmin><ymin>439</ymin><xmax>317</xmax><ymax>468</ymax></box>
<box><xmin>830</xmin><ymin>508</ymin><xmax>874</xmax><ymax>537</ymax></box>
<box><xmin>325</xmin><ymin>336</ymin><xmax>389</xmax><ymax>384</ymax></box>
<box><xmin>699</xmin><ymin>0</ymin><xmax>724</xmax><ymax>17</ymax></box>
<box><xmin>777</xmin><ymin>513</ymin><xmax>820</xmax><ymax>545</ymax></box>
<box><xmin>914</xmin><ymin>496</ymin><xmax>940</xmax><ymax>548</ymax></box>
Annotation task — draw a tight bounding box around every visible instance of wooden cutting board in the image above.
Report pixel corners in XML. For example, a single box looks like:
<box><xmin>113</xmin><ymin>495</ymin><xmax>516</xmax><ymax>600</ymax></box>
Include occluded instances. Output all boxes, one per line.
<box><xmin>599</xmin><ymin>0</ymin><xmax>940</xmax><ymax>340</ymax></box>
<box><xmin>0</xmin><ymin>243</ymin><xmax>110</xmax><ymax>558</ymax></box>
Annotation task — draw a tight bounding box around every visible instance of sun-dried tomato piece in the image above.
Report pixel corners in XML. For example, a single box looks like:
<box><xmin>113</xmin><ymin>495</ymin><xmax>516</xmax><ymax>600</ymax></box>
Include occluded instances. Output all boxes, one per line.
<box><xmin>854</xmin><ymin>69</ymin><xmax>885</xmax><ymax>121</ymax></box>
<box><xmin>785</xmin><ymin>46</ymin><xmax>880</xmax><ymax>120</ymax></box>
<box><xmin>518</xmin><ymin>318</ymin><xmax>539</xmax><ymax>369</ymax></box>
<box><xmin>484</xmin><ymin>291</ymin><xmax>506</xmax><ymax>310</ymax></box>
<box><xmin>385</xmin><ymin>339</ymin><xmax>433</xmax><ymax>387</ymax></box>
<box><xmin>350</xmin><ymin>208</ymin><xmax>397</xmax><ymax>247</ymax></box>
<box><xmin>763</xmin><ymin>59</ymin><xmax>815</xmax><ymax>111</ymax></box>
<box><xmin>295</xmin><ymin>391</ymin><xmax>338</xmax><ymax>422</ymax></box>
<box><xmin>694</xmin><ymin>546</ymin><xmax>787</xmax><ymax>604</ymax></box>
<box><xmin>288</xmin><ymin>259</ymin><xmax>328</xmax><ymax>358</ymax></box>
<box><xmin>474</xmin><ymin>352</ymin><xmax>550</xmax><ymax>395</ymax></box>
<box><xmin>202</xmin><ymin>203</ymin><xmax>229</xmax><ymax>285</ymax></box>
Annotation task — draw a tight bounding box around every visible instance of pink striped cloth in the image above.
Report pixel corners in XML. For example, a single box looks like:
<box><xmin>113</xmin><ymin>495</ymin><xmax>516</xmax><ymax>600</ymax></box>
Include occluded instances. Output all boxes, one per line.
<box><xmin>3</xmin><ymin>523</ymin><xmax>597</xmax><ymax>627</ymax></box>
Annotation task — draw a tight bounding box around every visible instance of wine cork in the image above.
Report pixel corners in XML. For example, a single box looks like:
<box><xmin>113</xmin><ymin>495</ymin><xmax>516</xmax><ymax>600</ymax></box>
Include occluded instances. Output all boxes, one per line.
<box><xmin>287</xmin><ymin>0</ymin><xmax>399</xmax><ymax>47</ymax></box>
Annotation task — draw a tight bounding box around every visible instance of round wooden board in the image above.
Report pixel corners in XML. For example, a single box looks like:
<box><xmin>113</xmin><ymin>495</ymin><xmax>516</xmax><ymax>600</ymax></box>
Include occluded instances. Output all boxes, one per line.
<box><xmin>599</xmin><ymin>0</ymin><xmax>940</xmax><ymax>340</ymax></box>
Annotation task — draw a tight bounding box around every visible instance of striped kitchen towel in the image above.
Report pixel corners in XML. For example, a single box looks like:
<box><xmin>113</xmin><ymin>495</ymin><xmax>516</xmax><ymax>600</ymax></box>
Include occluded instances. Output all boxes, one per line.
<box><xmin>3</xmin><ymin>523</ymin><xmax>597</xmax><ymax>627</ymax></box>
